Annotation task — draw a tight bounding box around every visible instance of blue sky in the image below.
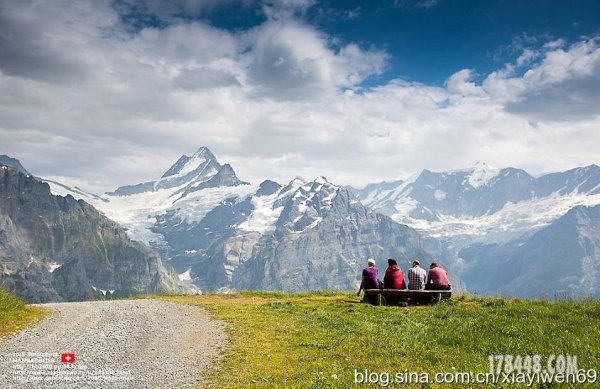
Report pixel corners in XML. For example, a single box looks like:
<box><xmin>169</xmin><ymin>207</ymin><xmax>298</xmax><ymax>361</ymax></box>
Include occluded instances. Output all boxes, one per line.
<box><xmin>1</xmin><ymin>0</ymin><xmax>599</xmax><ymax>192</ymax></box>
<box><xmin>116</xmin><ymin>0</ymin><xmax>600</xmax><ymax>85</ymax></box>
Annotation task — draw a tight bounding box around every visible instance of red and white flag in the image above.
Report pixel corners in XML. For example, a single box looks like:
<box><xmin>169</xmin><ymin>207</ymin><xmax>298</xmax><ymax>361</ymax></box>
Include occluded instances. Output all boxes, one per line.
<box><xmin>61</xmin><ymin>353</ymin><xmax>76</xmax><ymax>363</ymax></box>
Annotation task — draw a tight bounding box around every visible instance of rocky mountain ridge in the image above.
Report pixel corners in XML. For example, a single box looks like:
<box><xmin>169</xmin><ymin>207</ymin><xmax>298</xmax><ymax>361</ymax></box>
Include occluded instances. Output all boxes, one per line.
<box><xmin>0</xmin><ymin>164</ymin><xmax>188</xmax><ymax>302</ymax></box>
<box><xmin>31</xmin><ymin>148</ymin><xmax>442</xmax><ymax>293</ymax></box>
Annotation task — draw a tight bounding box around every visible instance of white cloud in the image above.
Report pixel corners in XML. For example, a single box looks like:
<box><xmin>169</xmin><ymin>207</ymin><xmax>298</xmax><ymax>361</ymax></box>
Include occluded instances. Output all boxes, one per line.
<box><xmin>516</xmin><ymin>48</ymin><xmax>539</xmax><ymax>67</ymax></box>
<box><xmin>0</xmin><ymin>1</ymin><xmax>599</xmax><ymax>194</ymax></box>
<box><xmin>244</xmin><ymin>19</ymin><xmax>387</xmax><ymax>100</ymax></box>
<box><xmin>485</xmin><ymin>38</ymin><xmax>600</xmax><ymax>121</ymax></box>
<box><xmin>543</xmin><ymin>38</ymin><xmax>566</xmax><ymax>50</ymax></box>
<box><xmin>445</xmin><ymin>69</ymin><xmax>486</xmax><ymax>97</ymax></box>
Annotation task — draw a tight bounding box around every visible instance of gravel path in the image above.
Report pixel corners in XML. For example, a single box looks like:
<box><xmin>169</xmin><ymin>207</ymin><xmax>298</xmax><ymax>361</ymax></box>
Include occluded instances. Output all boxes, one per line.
<box><xmin>0</xmin><ymin>299</ymin><xmax>226</xmax><ymax>388</ymax></box>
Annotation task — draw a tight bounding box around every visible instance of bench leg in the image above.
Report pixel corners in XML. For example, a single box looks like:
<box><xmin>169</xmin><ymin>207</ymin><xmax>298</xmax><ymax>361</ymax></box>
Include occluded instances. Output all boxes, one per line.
<box><xmin>376</xmin><ymin>293</ymin><xmax>384</xmax><ymax>306</ymax></box>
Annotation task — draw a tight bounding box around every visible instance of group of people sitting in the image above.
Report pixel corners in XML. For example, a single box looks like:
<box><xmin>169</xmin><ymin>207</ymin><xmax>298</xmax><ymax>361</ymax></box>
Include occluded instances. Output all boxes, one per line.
<box><xmin>357</xmin><ymin>258</ymin><xmax>451</xmax><ymax>296</ymax></box>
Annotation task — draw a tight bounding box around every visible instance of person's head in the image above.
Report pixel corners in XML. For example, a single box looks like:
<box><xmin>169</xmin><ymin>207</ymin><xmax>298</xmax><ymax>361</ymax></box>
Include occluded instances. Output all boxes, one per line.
<box><xmin>367</xmin><ymin>258</ymin><xmax>376</xmax><ymax>267</ymax></box>
<box><xmin>387</xmin><ymin>258</ymin><xmax>397</xmax><ymax>267</ymax></box>
<box><xmin>430</xmin><ymin>262</ymin><xmax>439</xmax><ymax>269</ymax></box>
<box><xmin>412</xmin><ymin>260</ymin><xmax>420</xmax><ymax>267</ymax></box>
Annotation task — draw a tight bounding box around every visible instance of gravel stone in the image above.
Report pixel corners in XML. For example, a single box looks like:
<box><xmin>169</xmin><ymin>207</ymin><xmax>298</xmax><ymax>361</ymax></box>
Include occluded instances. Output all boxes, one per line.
<box><xmin>0</xmin><ymin>299</ymin><xmax>226</xmax><ymax>388</ymax></box>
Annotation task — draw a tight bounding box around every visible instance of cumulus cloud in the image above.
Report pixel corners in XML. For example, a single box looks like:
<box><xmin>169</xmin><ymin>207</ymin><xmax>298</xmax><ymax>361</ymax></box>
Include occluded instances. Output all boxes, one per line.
<box><xmin>173</xmin><ymin>67</ymin><xmax>241</xmax><ymax>90</ymax></box>
<box><xmin>445</xmin><ymin>69</ymin><xmax>486</xmax><ymax>97</ymax></box>
<box><xmin>485</xmin><ymin>38</ymin><xmax>600</xmax><ymax>121</ymax></box>
<box><xmin>0</xmin><ymin>0</ymin><xmax>117</xmax><ymax>83</ymax></box>
<box><xmin>0</xmin><ymin>1</ymin><xmax>599</xmax><ymax>193</ymax></box>
<box><xmin>245</xmin><ymin>18</ymin><xmax>387</xmax><ymax>100</ymax></box>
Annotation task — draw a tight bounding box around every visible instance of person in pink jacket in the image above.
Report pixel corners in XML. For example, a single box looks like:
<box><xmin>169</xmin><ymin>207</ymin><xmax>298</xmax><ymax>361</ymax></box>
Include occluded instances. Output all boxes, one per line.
<box><xmin>425</xmin><ymin>262</ymin><xmax>451</xmax><ymax>290</ymax></box>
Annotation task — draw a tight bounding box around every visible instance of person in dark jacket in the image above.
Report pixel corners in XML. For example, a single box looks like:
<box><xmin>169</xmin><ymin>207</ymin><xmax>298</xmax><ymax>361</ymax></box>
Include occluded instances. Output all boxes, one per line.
<box><xmin>383</xmin><ymin>258</ymin><xmax>406</xmax><ymax>289</ymax></box>
<box><xmin>357</xmin><ymin>258</ymin><xmax>381</xmax><ymax>303</ymax></box>
<box><xmin>357</xmin><ymin>258</ymin><xmax>379</xmax><ymax>295</ymax></box>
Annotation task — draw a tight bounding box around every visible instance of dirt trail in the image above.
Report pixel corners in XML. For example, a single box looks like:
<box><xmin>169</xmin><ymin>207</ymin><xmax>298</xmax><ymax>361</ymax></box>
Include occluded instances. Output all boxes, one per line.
<box><xmin>0</xmin><ymin>299</ymin><xmax>226</xmax><ymax>388</ymax></box>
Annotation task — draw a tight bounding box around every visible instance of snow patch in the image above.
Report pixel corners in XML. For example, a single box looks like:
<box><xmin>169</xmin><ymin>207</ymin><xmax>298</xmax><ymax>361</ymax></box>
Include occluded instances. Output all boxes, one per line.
<box><xmin>292</xmin><ymin>217</ymin><xmax>323</xmax><ymax>234</ymax></box>
<box><xmin>178</xmin><ymin>268</ymin><xmax>192</xmax><ymax>281</ymax></box>
<box><xmin>468</xmin><ymin>162</ymin><xmax>500</xmax><ymax>188</ymax></box>
<box><xmin>48</xmin><ymin>263</ymin><xmax>61</xmax><ymax>273</ymax></box>
<box><xmin>238</xmin><ymin>192</ymin><xmax>284</xmax><ymax>234</ymax></box>
<box><xmin>434</xmin><ymin>190</ymin><xmax>447</xmax><ymax>201</ymax></box>
<box><xmin>392</xmin><ymin>192</ymin><xmax>600</xmax><ymax>243</ymax></box>
<box><xmin>176</xmin><ymin>153</ymin><xmax>208</xmax><ymax>176</ymax></box>
<box><xmin>223</xmin><ymin>264</ymin><xmax>235</xmax><ymax>276</ymax></box>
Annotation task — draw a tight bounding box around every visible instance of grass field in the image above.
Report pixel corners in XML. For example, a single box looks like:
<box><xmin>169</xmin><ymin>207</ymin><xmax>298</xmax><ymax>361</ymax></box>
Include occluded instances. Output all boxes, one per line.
<box><xmin>162</xmin><ymin>292</ymin><xmax>600</xmax><ymax>388</ymax></box>
<box><xmin>0</xmin><ymin>288</ymin><xmax>48</xmax><ymax>338</ymax></box>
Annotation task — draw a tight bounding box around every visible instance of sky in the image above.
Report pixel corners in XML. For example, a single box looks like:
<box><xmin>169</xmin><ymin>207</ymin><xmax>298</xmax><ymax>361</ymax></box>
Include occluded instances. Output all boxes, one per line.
<box><xmin>1</xmin><ymin>0</ymin><xmax>600</xmax><ymax>193</ymax></box>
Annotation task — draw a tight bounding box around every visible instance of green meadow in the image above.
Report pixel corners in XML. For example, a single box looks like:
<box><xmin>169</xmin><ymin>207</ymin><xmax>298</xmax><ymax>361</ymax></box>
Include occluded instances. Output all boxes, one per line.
<box><xmin>0</xmin><ymin>288</ymin><xmax>47</xmax><ymax>338</ymax></box>
<box><xmin>3</xmin><ymin>288</ymin><xmax>599</xmax><ymax>387</ymax></box>
<box><xmin>161</xmin><ymin>292</ymin><xmax>600</xmax><ymax>388</ymax></box>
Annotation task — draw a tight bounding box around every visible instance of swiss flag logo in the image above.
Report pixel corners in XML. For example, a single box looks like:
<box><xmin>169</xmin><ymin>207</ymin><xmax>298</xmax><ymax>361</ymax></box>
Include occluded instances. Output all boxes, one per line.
<box><xmin>61</xmin><ymin>353</ymin><xmax>76</xmax><ymax>363</ymax></box>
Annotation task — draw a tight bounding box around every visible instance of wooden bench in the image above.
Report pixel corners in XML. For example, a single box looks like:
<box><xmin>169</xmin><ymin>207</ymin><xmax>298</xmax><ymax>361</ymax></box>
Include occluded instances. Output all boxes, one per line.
<box><xmin>364</xmin><ymin>289</ymin><xmax>452</xmax><ymax>306</ymax></box>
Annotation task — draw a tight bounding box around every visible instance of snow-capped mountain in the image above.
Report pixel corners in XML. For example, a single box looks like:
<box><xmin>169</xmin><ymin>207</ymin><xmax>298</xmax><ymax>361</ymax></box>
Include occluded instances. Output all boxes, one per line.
<box><xmin>45</xmin><ymin>147</ymin><xmax>253</xmax><ymax>247</ymax></box>
<box><xmin>154</xmin><ymin>175</ymin><xmax>436</xmax><ymax>292</ymax></box>
<box><xmin>352</xmin><ymin>163</ymin><xmax>600</xmax><ymax>297</ymax></box>
<box><xmin>353</xmin><ymin>162</ymin><xmax>600</xmax><ymax>241</ymax></box>
<box><xmin>38</xmin><ymin>147</ymin><xmax>435</xmax><ymax>292</ymax></box>
<box><xmin>109</xmin><ymin>146</ymin><xmax>248</xmax><ymax>198</ymax></box>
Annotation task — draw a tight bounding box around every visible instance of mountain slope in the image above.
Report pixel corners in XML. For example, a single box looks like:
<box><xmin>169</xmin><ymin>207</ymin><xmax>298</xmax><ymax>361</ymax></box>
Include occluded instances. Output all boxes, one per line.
<box><xmin>233</xmin><ymin>181</ymin><xmax>433</xmax><ymax>291</ymax></box>
<box><xmin>353</xmin><ymin>163</ymin><xmax>600</xmax><ymax>239</ymax></box>
<box><xmin>0</xmin><ymin>155</ymin><xmax>32</xmax><ymax>177</ymax></box>
<box><xmin>459</xmin><ymin>205</ymin><xmax>600</xmax><ymax>297</ymax></box>
<box><xmin>502</xmin><ymin>205</ymin><xmax>600</xmax><ymax>297</ymax></box>
<box><xmin>10</xmin><ymin>148</ymin><xmax>452</xmax><ymax>293</ymax></box>
<box><xmin>152</xmin><ymin>175</ymin><xmax>438</xmax><ymax>292</ymax></box>
<box><xmin>0</xmin><ymin>164</ymin><xmax>188</xmax><ymax>302</ymax></box>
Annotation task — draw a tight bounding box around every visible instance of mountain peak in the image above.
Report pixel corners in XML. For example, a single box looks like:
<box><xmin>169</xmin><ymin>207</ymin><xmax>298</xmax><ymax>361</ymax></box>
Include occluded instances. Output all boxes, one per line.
<box><xmin>192</xmin><ymin>146</ymin><xmax>216</xmax><ymax>160</ymax></box>
<box><xmin>162</xmin><ymin>146</ymin><xmax>217</xmax><ymax>179</ymax></box>
<box><xmin>473</xmin><ymin>160</ymin><xmax>490</xmax><ymax>168</ymax></box>
<box><xmin>112</xmin><ymin>146</ymin><xmax>246</xmax><ymax>196</ymax></box>
<box><xmin>0</xmin><ymin>155</ymin><xmax>33</xmax><ymax>177</ymax></box>
<box><xmin>468</xmin><ymin>161</ymin><xmax>500</xmax><ymax>188</ymax></box>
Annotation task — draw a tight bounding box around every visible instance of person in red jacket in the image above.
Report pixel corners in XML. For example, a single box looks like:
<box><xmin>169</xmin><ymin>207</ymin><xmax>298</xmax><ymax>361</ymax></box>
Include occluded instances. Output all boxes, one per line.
<box><xmin>383</xmin><ymin>258</ymin><xmax>406</xmax><ymax>289</ymax></box>
<box><xmin>425</xmin><ymin>262</ymin><xmax>451</xmax><ymax>290</ymax></box>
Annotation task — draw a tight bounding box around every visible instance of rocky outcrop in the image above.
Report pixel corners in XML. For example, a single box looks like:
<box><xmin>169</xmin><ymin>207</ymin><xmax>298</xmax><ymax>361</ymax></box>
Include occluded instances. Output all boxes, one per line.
<box><xmin>0</xmin><ymin>164</ymin><xmax>188</xmax><ymax>302</ymax></box>
<box><xmin>233</xmin><ymin>187</ymin><xmax>433</xmax><ymax>292</ymax></box>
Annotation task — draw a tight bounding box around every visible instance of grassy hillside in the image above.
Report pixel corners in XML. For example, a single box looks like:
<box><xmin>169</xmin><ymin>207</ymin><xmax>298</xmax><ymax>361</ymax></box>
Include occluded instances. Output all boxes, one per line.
<box><xmin>0</xmin><ymin>288</ymin><xmax>48</xmax><ymax>337</ymax></box>
<box><xmin>162</xmin><ymin>292</ymin><xmax>600</xmax><ymax>388</ymax></box>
